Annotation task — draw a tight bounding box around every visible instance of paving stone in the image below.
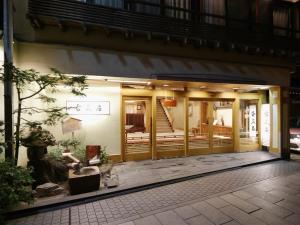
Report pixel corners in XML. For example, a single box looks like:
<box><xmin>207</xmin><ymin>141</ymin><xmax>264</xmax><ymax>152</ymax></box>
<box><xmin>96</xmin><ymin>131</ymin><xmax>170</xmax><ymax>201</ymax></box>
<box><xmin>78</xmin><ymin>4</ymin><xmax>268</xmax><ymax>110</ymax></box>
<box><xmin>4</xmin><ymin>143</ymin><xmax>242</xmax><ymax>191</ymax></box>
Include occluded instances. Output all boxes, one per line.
<box><xmin>155</xmin><ymin>210</ymin><xmax>187</xmax><ymax>225</ymax></box>
<box><xmin>268</xmin><ymin>190</ymin><xmax>300</xmax><ymax>205</ymax></box>
<box><xmin>251</xmin><ymin>209</ymin><xmax>291</xmax><ymax>225</ymax></box>
<box><xmin>276</xmin><ymin>199</ymin><xmax>300</xmax><ymax>214</ymax></box>
<box><xmin>191</xmin><ymin>201</ymin><xmax>232</xmax><ymax>225</ymax></box>
<box><xmin>243</xmin><ymin>187</ymin><xmax>283</xmax><ymax>203</ymax></box>
<box><xmin>174</xmin><ymin>205</ymin><xmax>199</xmax><ymax>220</ymax></box>
<box><xmin>285</xmin><ymin>214</ymin><xmax>300</xmax><ymax>225</ymax></box>
<box><xmin>232</xmin><ymin>191</ymin><xmax>253</xmax><ymax>200</ymax></box>
<box><xmin>185</xmin><ymin>215</ymin><xmax>214</xmax><ymax>225</ymax></box>
<box><xmin>205</xmin><ymin>197</ymin><xmax>230</xmax><ymax>209</ymax></box>
<box><xmin>220</xmin><ymin>205</ymin><xmax>266</xmax><ymax>225</ymax></box>
<box><xmin>248</xmin><ymin>197</ymin><xmax>292</xmax><ymax>218</ymax></box>
<box><xmin>119</xmin><ymin>222</ymin><xmax>135</xmax><ymax>225</ymax></box>
<box><xmin>134</xmin><ymin>215</ymin><xmax>161</xmax><ymax>225</ymax></box>
<box><xmin>220</xmin><ymin>194</ymin><xmax>260</xmax><ymax>213</ymax></box>
<box><xmin>222</xmin><ymin>221</ymin><xmax>241</xmax><ymax>225</ymax></box>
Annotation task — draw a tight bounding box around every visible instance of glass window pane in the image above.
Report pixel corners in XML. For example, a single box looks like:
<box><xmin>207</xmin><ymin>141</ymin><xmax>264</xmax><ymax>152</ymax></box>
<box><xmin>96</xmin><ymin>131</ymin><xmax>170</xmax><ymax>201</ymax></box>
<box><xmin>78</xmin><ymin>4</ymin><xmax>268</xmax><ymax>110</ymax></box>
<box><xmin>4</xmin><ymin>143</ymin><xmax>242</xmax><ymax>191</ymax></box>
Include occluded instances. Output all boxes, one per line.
<box><xmin>239</xmin><ymin>99</ymin><xmax>259</xmax><ymax>146</ymax></box>
<box><xmin>212</xmin><ymin>101</ymin><xmax>233</xmax><ymax>148</ymax></box>
<box><xmin>156</xmin><ymin>96</ymin><xmax>184</xmax><ymax>154</ymax></box>
<box><xmin>188</xmin><ymin>100</ymin><xmax>209</xmax><ymax>152</ymax></box>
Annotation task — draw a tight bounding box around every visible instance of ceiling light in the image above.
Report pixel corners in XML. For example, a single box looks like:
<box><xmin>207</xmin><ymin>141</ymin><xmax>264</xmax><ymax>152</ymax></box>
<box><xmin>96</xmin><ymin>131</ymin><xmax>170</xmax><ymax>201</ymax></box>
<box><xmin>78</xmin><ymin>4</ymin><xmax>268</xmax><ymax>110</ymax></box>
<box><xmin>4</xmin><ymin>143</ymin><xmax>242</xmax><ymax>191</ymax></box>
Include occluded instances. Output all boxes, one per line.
<box><xmin>200</xmin><ymin>86</ymin><xmax>207</xmax><ymax>89</ymax></box>
<box><xmin>163</xmin><ymin>84</ymin><xmax>169</xmax><ymax>87</ymax></box>
<box><xmin>233</xmin><ymin>87</ymin><xmax>240</xmax><ymax>90</ymax></box>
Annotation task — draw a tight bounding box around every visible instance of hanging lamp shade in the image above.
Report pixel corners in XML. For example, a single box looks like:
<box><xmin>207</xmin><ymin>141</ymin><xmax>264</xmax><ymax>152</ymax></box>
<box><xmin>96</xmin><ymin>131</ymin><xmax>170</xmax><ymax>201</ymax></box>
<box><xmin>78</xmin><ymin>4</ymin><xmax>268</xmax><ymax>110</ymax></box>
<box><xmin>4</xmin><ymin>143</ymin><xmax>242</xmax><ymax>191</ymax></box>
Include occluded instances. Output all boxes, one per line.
<box><xmin>163</xmin><ymin>99</ymin><xmax>177</xmax><ymax>107</ymax></box>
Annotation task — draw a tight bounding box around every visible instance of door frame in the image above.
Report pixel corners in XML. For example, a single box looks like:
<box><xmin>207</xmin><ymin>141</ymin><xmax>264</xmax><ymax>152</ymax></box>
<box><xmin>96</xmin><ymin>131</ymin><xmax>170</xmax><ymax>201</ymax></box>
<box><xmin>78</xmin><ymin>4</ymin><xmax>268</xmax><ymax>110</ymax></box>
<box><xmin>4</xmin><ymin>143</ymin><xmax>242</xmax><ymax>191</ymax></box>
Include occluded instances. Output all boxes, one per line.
<box><xmin>121</xmin><ymin>95</ymin><xmax>153</xmax><ymax>162</ymax></box>
<box><xmin>187</xmin><ymin>97</ymin><xmax>235</xmax><ymax>155</ymax></box>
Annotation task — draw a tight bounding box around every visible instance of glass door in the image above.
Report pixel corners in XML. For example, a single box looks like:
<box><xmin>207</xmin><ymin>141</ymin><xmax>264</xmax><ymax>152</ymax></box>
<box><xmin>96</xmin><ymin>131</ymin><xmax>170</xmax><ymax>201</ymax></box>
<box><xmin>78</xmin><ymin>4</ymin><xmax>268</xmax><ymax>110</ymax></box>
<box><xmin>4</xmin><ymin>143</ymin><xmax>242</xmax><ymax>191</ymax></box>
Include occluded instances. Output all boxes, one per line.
<box><xmin>156</xmin><ymin>95</ymin><xmax>185</xmax><ymax>159</ymax></box>
<box><xmin>239</xmin><ymin>99</ymin><xmax>259</xmax><ymax>150</ymax></box>
<box><xmin>123</xmin><ymin>97</ymin><xmax>152</xmax><ymax>161</ymax></box>
<box><xmin>211</xmin><ymin>101</ymin><xmax>234</xmax><ymax>153</ymax></box>
<box><xmin>188</xmin><ymin>100</ymin><xmax>210</xmax><ymax>155</ymax></box>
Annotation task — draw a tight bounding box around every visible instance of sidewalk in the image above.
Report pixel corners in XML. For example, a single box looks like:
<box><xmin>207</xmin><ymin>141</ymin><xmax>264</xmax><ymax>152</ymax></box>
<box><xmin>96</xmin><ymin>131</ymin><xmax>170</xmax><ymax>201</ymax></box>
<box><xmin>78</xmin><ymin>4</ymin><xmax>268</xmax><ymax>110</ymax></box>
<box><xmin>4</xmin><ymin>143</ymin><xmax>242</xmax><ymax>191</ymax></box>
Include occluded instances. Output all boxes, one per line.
<box><xmin>8</xmin><ymin>159</ymin><xmax>300</xmax><ymax>225</ymax></box>
<box><xmin>114</xmin><ymin>151</ymin><xmax>279</xmax><ymax>189</ymax></box>
<box><xmin>29</xmin><ymin>151</ymin><xmax>279</xmax><ymax>209</ymax></box>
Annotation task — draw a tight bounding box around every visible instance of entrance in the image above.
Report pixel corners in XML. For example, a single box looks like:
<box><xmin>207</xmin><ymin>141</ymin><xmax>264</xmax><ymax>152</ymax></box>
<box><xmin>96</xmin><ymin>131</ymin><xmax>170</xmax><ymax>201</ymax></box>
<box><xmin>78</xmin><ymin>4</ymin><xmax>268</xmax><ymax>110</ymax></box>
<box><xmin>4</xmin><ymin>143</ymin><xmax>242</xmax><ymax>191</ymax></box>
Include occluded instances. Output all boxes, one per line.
<box><xmin>123</xmin><ymin>97</ymin><xmax>152</xmax><ymax>161</ymax></box>
<box><xmin>188</xmin><ymin>99</ymin><xmax>234</xmax><ymax>155</ymax></box>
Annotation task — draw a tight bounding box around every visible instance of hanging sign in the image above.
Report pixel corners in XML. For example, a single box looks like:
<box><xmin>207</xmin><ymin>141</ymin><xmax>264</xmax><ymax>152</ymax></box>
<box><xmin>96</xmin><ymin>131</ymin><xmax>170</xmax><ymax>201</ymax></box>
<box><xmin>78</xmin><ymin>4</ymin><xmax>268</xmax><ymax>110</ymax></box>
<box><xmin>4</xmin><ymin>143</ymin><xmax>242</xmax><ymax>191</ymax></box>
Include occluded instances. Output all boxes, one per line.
<box><xmin>261</xmin><ymin>104</ymin><xmax>270</xmax><ymax>147</ymax></box>
<box><xmin>249</xmin><ymin>105</ymin><xmax>257</xmax><ymax>137</ymax></box>
<box><xmin>66</xmin><ymin>101</ymin><xmax>110</xmax><ymax>115</ymax></box>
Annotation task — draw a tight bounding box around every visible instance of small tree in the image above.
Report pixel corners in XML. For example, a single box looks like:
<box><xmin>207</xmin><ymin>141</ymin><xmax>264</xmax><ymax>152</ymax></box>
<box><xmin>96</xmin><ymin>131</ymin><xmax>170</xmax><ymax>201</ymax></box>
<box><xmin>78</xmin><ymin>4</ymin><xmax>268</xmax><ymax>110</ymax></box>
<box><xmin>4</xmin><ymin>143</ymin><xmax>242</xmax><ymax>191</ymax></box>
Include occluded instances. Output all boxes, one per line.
<box><xmin>0</xmin><ymin>64</ymin><xmax>88</xmax><ymax>165</ymax></box>
<box><xmin>0</xmin><ymin>121</ymin><xmax>4</xmax><ymax>155</ymax></box>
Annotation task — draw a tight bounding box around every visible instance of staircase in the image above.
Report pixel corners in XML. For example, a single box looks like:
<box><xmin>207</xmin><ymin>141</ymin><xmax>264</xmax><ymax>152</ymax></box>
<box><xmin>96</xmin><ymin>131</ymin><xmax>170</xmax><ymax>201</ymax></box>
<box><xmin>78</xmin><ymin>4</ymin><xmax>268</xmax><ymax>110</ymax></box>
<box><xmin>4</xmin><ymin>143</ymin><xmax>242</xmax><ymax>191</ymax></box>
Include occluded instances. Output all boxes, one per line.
<box><xmin>156</xmin><ymin>101</ymin><xmax>174</xmax><ymax>133</ymax></box>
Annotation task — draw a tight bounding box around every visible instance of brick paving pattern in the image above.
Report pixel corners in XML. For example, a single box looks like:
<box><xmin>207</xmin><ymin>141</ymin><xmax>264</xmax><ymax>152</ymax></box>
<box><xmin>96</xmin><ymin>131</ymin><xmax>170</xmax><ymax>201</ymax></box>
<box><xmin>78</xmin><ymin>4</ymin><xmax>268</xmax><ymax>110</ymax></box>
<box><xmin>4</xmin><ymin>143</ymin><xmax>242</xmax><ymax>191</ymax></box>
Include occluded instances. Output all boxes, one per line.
<box><xmin>8</xmin><ymin>160</ymin><xmax>300</xmax><ymax>225</ymax></box>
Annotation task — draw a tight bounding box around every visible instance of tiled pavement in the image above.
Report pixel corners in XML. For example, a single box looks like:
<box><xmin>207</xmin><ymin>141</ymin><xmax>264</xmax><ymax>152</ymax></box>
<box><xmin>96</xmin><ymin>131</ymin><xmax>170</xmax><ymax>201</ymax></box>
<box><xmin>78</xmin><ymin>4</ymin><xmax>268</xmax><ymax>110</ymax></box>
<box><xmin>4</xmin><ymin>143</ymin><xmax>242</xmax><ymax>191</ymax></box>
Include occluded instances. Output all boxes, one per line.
<box><xmin>114</xmin><ymin>152</ymin><xmax>278</xmax><ymax>190</ymax></box>
<box><xmin>8</xmin><ymin>159</ymin><xmax>300</xmax><ymax>225</ymax></box>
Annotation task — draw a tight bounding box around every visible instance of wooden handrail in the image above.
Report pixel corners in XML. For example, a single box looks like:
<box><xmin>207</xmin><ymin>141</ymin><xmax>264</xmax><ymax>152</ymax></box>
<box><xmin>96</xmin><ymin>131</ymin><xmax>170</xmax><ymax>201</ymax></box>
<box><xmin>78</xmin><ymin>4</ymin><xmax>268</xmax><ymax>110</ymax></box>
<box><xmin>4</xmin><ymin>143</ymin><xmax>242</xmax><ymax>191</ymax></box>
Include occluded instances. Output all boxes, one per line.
<box><xmin>159</xmin><ymin>99</ymin><xmax>174</xmax><ymax>133</ymax></box>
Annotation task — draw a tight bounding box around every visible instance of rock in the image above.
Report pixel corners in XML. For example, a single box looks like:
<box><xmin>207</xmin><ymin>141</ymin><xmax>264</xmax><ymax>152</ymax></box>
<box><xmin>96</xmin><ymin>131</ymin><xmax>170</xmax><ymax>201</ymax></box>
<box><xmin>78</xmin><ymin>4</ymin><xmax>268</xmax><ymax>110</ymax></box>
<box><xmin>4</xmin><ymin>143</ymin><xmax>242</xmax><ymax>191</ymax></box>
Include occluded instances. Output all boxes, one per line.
<box><xmin>35</xmin><ymin>182</ymin><xmax>64</xmax><ymax>197</ymax></box>
<box><xmin>104</xmin><ymin>175</ymin><xmax>119</xmax><ymax>188</ymax></box>
<box><xmin>36</xmin><ymin>182</ymin><xmax>59</xmax><ymax>192</ymax></box>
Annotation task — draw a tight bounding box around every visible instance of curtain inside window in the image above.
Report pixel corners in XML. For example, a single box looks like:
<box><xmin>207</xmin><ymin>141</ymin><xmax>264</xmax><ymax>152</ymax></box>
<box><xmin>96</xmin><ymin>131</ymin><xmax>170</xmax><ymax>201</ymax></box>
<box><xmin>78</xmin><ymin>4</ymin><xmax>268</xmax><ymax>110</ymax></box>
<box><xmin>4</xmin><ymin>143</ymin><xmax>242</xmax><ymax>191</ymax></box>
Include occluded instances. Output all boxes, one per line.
<box><xmin>201</xmin><ymin>0</ymin><xmax>225</xmax><ymax>25</ymax></box>
<box><xmin>273</xmin><ymin>8</ymin><xmax>289</xmax><ymax>37</ymax></box>
<box><xmin>165</xmin><ymin>0</ymin><xmax>191</xmax><ymax>20</ymax></box>
<box><xmin>295</xmin><ymin>9</ymin><xmax>300</xmax><ymax>39</ymax></box>
<box><xmin>76</xmin><ymin>0</ymin><xmax>124</xmax><ymax>9</ymax></box>
<box><xmin>132</xmin><ymin>0</ymin><xmax>161</xmax><ymax>15</ymax></box>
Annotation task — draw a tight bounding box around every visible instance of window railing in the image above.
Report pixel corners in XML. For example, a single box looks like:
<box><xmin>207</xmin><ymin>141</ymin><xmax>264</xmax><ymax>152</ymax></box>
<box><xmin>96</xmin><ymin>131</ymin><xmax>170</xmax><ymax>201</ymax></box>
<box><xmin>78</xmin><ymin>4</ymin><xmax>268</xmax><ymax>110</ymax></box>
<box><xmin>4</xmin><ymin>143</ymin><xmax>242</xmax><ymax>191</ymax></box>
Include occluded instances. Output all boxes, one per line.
<box><xmin>29</xmin><ymin>0</ymin><xmax>300</xmax><ymax>42</ymax></box>
<box><xmin>73</xmin><ymin>0</ymin><xmax>300</xmax><ymax>39</ymax></box>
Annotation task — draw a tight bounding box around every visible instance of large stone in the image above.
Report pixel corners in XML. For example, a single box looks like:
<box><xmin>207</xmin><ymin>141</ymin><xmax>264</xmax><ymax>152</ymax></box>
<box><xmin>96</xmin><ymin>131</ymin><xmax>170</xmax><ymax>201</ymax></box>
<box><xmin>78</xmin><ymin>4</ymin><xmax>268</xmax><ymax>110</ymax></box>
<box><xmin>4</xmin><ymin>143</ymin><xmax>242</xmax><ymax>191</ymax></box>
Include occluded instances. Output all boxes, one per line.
<box><xmin>105</xmin><ymin>174</ymin><xmax>119</xmax><ymax>188</ymax></box>
<box><xmin>35</xmin><ymin>182</ymin><xmax>64</xmax><ymax>197</ymax></box>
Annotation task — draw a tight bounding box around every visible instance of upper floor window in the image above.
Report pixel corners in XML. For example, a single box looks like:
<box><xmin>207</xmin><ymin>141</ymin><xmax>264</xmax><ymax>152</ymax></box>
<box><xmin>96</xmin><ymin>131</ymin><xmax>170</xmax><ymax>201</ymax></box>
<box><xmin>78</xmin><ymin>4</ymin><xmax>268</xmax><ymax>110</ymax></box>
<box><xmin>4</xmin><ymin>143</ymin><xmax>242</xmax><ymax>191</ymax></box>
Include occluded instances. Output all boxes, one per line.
<box><xmin>201</xmin><ymin>0</ymin><xmax>225</xmax><ymax>25</ymax></box>
<box><xmin>76</xmin><ymin>0</ymin><xmax>124</xmax><ymax>9</ymax></box>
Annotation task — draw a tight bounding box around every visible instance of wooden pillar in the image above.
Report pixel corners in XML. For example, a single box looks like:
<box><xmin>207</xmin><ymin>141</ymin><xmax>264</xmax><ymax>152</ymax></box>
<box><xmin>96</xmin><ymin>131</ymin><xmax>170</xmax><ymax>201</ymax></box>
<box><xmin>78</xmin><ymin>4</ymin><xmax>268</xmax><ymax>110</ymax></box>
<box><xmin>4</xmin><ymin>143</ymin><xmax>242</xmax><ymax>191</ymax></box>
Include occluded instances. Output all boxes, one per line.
<box><xmin>280</xmin><ymin>87</ymin><xmax>290</xmax><ymax>160</ymax></box>
<box><xmin>269</xmin><ymin>87</ymin><xmax>281</xmax><ymax>154</ymax></box>
<box><xmin>184</xmin><ymin>88</ymin><xmax>189</xmax><ymax>157</ymax></box>
<box><xmin>152</xmin><ymin>88</ymin><xmax>157</xmax><ymax>160</ymax></box>
<box><xmin>233</xmin><ymin>93</ymin><xmax>240</xmax><ymax>152</ymax></box>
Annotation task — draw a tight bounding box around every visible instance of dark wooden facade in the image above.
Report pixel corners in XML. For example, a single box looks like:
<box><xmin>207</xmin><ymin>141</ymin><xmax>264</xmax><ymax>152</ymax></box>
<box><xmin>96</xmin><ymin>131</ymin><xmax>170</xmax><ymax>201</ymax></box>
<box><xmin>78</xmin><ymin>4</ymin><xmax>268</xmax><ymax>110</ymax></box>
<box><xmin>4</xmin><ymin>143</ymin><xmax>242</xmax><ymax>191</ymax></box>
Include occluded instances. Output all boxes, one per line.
<box><xmin>27</xmin><ymin>0</ymin><xmax>300</xmax><ymax>54</ymax></box>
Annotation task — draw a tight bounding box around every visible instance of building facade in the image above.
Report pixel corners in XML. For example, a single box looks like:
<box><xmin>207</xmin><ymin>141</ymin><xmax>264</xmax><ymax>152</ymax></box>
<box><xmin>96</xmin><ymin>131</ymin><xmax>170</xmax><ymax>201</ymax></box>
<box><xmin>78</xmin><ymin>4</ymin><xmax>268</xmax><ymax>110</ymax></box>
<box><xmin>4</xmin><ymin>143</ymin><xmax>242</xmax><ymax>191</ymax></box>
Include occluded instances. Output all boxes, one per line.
<box><xmin>1</xmin><ymin>0</ymin><xmax>300</xmax><ymax>165</ymax></box>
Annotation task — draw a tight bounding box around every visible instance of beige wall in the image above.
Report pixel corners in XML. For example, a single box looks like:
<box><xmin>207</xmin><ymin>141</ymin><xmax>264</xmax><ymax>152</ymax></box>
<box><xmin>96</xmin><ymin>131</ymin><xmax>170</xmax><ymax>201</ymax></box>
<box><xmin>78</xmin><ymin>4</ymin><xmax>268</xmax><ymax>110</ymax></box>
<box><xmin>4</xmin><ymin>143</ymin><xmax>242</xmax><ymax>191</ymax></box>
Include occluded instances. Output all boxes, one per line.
<box><xmin>0</xmin><ymin>80</ymin><xmax>121</xmax><ymax>166</ymax></box>
<box><xmin>170</xmin><ymin>97</ymin><xmax>185</xmax><ymax>130</ymax></box>
<box><xmin>13</xmin><ymin>42</ymin><xmax>292</xmax><ymax>88</ymax></box>
<box><xmin>188</xmin><ymin>101</ymin><xmax>201</xmax><ymax>129</ymax></box>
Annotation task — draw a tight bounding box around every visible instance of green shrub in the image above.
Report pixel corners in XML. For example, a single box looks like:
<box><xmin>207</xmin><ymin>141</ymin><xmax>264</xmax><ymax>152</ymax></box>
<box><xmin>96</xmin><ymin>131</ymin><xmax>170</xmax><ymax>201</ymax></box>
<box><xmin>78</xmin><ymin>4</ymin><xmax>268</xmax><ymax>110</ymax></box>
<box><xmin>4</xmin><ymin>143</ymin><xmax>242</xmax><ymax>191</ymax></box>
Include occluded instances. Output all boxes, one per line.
<box><xmin>73</xmin><ymin>147</ymin><xmax>86</xmax><ymax>163</ymax></box>
<box><xmin>48</xmin><ymin>147</ymin><xmax>64</xmax><ymax>161</ymax></box>
<box><xmin>0</xmin><ymin>161</ymin><xmax>34</xmax><ymax>222</ymax></box>
<box><xmin>100</xmin><ymin>146</ymin><xmax>109</xmax><ymax>164</ymax></box>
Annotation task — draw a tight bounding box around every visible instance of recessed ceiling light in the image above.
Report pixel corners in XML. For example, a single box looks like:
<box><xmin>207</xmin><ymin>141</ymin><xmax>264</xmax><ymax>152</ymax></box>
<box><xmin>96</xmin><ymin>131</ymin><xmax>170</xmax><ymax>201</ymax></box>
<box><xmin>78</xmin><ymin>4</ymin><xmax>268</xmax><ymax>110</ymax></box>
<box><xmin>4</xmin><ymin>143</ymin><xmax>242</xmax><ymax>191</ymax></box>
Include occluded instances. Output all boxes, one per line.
<box><xmin>233</xmin><ymin>87</ymin><xmax>240</xmax><ymax>90</ymax></box>
<box><xmin>163</xmin><ymin>84</ymin><xmax>169</xmax><ymax>87</ymax></box>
